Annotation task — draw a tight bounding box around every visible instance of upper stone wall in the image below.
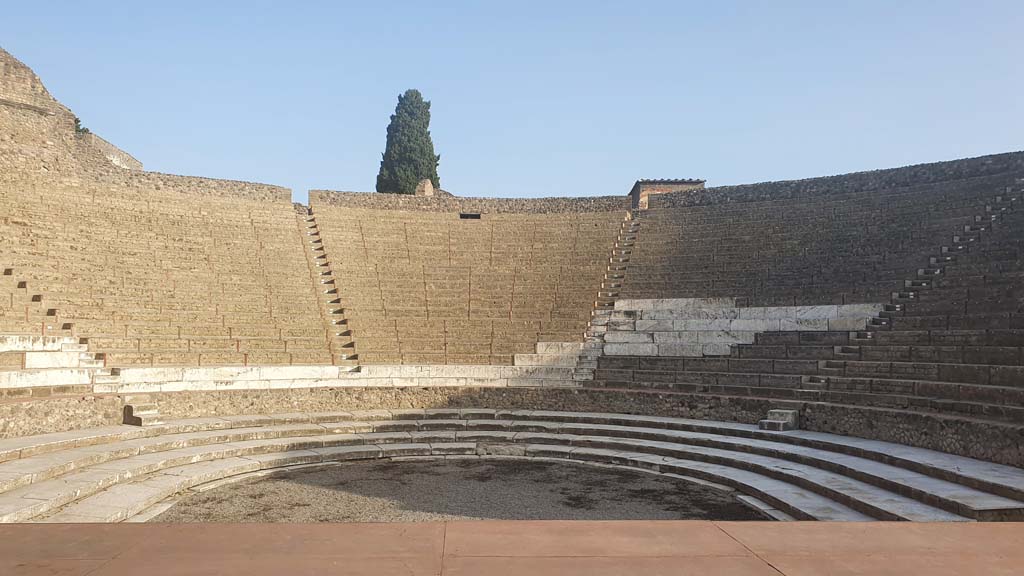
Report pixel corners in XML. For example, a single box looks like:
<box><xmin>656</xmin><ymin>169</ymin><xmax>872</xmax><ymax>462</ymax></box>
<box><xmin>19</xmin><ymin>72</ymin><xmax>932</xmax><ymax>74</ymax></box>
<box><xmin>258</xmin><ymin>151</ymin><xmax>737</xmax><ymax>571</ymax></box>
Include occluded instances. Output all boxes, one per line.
<box><xmin>0</xmin><ymin>47</ymin><xmax>291</xmax><ymax>203</ymax></box>
<box><xmin>309</xmin><ymin>190</ymin><xmax>630</xmax><ymax>214</ymax></box>
<box><xmin>0</xmin><ymin>47</ymin><xmax>66</xmax><ymax>115</ymax></box>
<box><xmin>651</xmin><ymin>151</ymin><xmax>1024</xmax><ymax>208</ymax></box>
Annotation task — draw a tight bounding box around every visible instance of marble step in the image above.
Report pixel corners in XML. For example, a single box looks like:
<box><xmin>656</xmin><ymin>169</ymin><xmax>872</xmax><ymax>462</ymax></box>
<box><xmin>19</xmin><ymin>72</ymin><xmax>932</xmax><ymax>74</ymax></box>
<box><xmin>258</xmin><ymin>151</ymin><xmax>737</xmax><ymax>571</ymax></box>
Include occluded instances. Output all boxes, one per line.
<box><xmin>3</xmin><ymin>410</ymin><xmax>1023</xmax><ymax>514</ymax></box>
<box><xmin>2</xmin><ymin>416</ymin><xmax>1019</xmax><ymax>522</ymax></box>
<box><xmin>38</xmin><ymin>442</ymin><xmax>871</xmax><ymax>523</ymax></box>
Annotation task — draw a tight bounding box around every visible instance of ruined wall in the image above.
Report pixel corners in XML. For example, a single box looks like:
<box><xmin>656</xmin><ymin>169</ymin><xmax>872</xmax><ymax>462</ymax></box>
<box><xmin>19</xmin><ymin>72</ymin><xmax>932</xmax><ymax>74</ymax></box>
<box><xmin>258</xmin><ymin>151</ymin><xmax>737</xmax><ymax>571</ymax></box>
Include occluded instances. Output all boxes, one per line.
<box><xmin>0</xmin><ymin>47</ymin><xmax>65</xmax><ymax>114</ymax></box>
<box><xmin>0</xmin><ymin>47</ymin><xmax>289</xmax><ymax>202</ymax></box>
<box><xmin>80</xmin><ymin>133</ymin><xmax>142</xmax><ymax>170</ymax></box>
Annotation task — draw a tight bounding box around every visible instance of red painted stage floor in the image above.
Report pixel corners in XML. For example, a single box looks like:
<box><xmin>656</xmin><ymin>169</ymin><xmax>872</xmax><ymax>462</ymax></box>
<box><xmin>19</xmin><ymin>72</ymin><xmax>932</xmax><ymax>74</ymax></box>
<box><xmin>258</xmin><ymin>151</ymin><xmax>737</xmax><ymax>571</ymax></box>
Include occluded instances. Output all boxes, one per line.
<box><xmin>3</xmin><ymin>521</ymin><xmax>1022</xmax><ymax>575</ymax></box>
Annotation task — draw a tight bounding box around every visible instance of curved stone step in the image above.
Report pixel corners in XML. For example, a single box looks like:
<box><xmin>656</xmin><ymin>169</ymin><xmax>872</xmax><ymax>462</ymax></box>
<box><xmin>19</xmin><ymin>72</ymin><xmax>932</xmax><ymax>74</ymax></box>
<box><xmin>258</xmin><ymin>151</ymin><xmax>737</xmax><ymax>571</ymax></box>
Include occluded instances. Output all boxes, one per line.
<box><xmin>521</xmin><ymin>435</ymin><xmax>966</xmax><ymax>521</ymax></box>
<box><xmin>2</xmin><ymin>410</ymin><xmax>1022</xmax><ymax>522</ymax></box>
<box><xmin>490</xmin><ymin>422</ymin><xmax>1020</xmax><ymax>520</ymax></box>
<box><xmin>0</xmin><ymin>425</ymin><xmax>965</xmax><ymax>523</ymax></box>
<box><xmin>5</xmin><ymin>408</ymin><xmax>1023</xmax><ymax>504</ymax></box>
<box><xmin>39</xmin><ymin>442</ymin><xmax>872</xmax><ymax>523</ymax></box>
<box><xmin>500</xmin><ymin>410</ymin><xmax>1024</xmax><ymax>501</ymax></box>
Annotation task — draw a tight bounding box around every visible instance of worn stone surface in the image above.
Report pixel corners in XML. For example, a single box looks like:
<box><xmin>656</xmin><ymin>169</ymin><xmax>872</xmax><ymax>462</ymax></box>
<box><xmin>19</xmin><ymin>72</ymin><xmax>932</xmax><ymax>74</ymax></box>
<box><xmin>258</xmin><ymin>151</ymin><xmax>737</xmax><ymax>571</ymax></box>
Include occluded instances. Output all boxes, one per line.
<box><xmin>0</xmin><ymin>396</ymin><xmax>122</xmax><ymax>439</ymax></box>
<box><xmin>154</xmin><ymin>459</ymin><xmax>763</xmax><ymax>523</ymax></box>
<box><xmin>601</xmin><ymin>301</ymin><xmax>884</xmax><ymax>357</ymax></box>
<box><xmin>309</xmin><ymin>190</ymin><xmax>629</xmax><ymax>213</ymax></box>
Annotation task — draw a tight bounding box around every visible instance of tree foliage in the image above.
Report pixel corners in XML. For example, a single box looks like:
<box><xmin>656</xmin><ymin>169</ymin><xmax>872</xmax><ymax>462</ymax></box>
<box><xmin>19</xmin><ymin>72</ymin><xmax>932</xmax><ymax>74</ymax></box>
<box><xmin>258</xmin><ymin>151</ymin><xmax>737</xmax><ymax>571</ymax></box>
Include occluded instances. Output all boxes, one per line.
<box><xmin>375</xmin><ymin>89</ymin><xmax>440</xmax><ymax>194</ymax></box>
<box><xmin>73</xmin><ymin>116</ymin><xmax>90</xmax><ymax>135</ymax></box>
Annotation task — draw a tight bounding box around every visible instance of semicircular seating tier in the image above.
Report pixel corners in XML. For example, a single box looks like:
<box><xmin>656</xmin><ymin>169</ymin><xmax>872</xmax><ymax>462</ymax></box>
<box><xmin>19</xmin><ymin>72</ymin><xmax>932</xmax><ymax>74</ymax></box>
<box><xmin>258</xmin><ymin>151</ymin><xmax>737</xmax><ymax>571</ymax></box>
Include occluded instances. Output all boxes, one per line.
<box><xmin>2</xmin><ymin>408</ymin><xmax>1024</xmax><ymax>523</ymax></box>
<box><xmin>591</xmin><ymin>153</ymin><xmax>1024</xmax><ymax>467</ymax></box>
<box><xmin>0</xmin><ymin>179</ymin><xmax>334</xmax><ymax>368</ymax></box>
<box><xmin>308</xmin><ymin>195</ymin><xmax>628</xmax><ymax>365</ymax></box>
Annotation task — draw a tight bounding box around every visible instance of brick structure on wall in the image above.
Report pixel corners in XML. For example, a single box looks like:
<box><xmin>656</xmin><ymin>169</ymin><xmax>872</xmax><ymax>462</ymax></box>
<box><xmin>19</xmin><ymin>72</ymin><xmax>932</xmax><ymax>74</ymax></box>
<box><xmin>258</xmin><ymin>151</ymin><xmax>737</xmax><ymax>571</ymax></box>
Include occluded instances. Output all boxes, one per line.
<box><xmin>629</xmin><ymin>178</ymin><xmax>705</xmax><ymax>209</ymax></box>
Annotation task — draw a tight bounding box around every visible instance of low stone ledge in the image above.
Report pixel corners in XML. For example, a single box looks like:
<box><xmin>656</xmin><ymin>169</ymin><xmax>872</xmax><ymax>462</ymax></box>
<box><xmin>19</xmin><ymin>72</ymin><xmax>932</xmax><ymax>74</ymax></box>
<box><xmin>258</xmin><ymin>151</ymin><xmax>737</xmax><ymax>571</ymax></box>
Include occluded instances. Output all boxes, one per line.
<box><xmin>309</xmin><ymin>190</ymin><xmax>630</xmax><ymax>214</ymax></box>
<box><xmin>601</xmin><ymin>300</ymin><xmax>885</xmax><ymax>358</ymax></box>
<box><xmin>2</xmin><ymin>387</ymin><xmax>1021</xmax><ymax>465</ymax></box>
<box><xmin>88</xmin><ymin>364</ymin><xmax>576</xmax><ymax>394</ymax></box>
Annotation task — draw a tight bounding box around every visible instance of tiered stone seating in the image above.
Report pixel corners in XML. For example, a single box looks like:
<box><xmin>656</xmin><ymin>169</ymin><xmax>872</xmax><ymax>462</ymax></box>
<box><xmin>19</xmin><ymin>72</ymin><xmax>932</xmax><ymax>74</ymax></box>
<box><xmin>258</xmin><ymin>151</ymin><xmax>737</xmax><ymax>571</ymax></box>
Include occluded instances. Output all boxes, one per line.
<box><xmin>623</xmin><ymin>169</ymin><xmax>1024</xmax><ymax>306</ymax></box>
<box><xmin>0</xmin><ymin>267</ymin><xmax>70</xmax><ymax>337</ymax></box>
<box><xmin>2</xmin><ymin>409</ymin><xmax>1023</xmax><ymax>523</ymax></box>
<box><xmin>311</xmin><ymin>201</ymin><xmax>625</xmax><ymax>364</ymax></box>
<box><xmin>0</xmin><ymin>181</ymin><xmax>333</xmax><ymax>367</ymax></box>
<box><xmin>594</xmin><ymin>164</ymin><xmax>1024</xmax><ymax>464</ymax></box>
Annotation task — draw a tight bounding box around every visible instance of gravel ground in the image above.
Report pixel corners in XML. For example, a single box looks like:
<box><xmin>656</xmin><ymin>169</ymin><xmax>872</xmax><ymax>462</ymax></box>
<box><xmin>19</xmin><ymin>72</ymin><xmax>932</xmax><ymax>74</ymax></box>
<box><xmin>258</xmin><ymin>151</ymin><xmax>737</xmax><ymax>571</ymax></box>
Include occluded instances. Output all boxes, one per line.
<box><xmin>154</xmin><ymin>458</ymin><xmax>767</xmax><ymax>522</ymax></box>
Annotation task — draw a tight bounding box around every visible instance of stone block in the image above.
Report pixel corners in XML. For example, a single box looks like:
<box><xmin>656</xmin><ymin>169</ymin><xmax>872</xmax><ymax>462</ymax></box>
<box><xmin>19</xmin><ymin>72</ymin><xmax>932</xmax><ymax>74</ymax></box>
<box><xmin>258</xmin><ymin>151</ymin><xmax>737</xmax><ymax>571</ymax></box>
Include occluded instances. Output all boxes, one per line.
<box><xmin>728</xmin><ymin>319</ymin><xmax>781</xmax><ymax>332</ymax></box>
<box><xmin>614</xmin><ymin>297</ymin><xmax>735</xmax><ymax>311</ymax></box>
<box><xmin>794</xmin><ymin>305</ymin><xmax>839</xmax><ymax>320</ymax></box>
<box><xmin>652</xmin><ymin>331</ymin><xmax>699</xmax><ymax>344</ymax></box>
<box><xmin>828</xmin><ymin>317</ymin><xmax>868</xmax><ymax>331</ymax></box>
<box><xmin>728</xmin><ymin>358</ymin><xmax>774</xmax><ymax>373</ymax></box>
<box><xmin>701</xmin><ymin>343</ymin><xmax>732</xmax><ymax>356</ymax></box>
<box><xmin>0</xmin><ymin>369</ymin><xmax>92</xmax><ymax>388</ymax></box>
<box><xmin>684</xmin><ymin>357</ymin><xmax>729</xmax><ymax>372</ymax></box>
<box><xmin>0</xmin><ymin>336</ymin><xmax>69</xmax><ymax>353</ymax></box>
<box><xmin>990</xmin><ymin>366</ymin><xmax>1024</xmax><ymax>388</ymax></box>
<box><xmin>606</xmin><ymin>318</ymin><xmax>636</xmax><ymax>330</ymax></box>
<box><xmin>936</xmin><ymin>364</ymin><xmax>990</xmax><ymax>385</ymax></box>
<box><xmin>535</xmin><ymin>342</ymin><xmax>582</xmax><ymax>354</ymax></box>
<box><xmin>513</xmin><ymin>353</ymin><xmax>578</xmax><ymax>367</ymax></box>
<box><xmin>596</xmin><ymin>357</ymin><xmax>639</xmax><ymax>370</ymax></box>
<box><xmin>698</xmin><ymin>330</ymin><xmax>757</xmax><ymax>345</ymax></box>
<box><xmin>674</xmin><ymin>319</ymin><xmax>732</xmax><ymax>331</ymax></box>
<box><xmin>773</xmin><ymin>360</ymin><xmax>820</xmax><ymax>375</ymax></box>
<box><xmin>837</xmin><ymin>303</ymin><xmax>886</xmax><ymax>317</ymax></box>
<box><xmin>758</xmin><ymin>307</ymin><xmax>799</xmax><ymax>319</ymax></box>
<box><xmin>635</xmin><ymin>319</ymin><xmax>674</xmax><ymax>332</ymax></box>
<box><xmin>656</xmin><ymin>343</ymin><xmax>703</xmax><ymax>357</ymax></box>
<box><xmin>22</xmin><ymin>352</ymin><xmax>80</xmax><ymax>369</ymax></box>
<box><xmin>182</xmin><ymin>367</ymin><xmax>261</xmax><ymax>382</ymax></box>
<box><xmin>780</xmin><ymin>318</ymin><xmax>829</xmax><ymax>331</ymax></box>
<box><xmin>603</xmin><ymin>332</ymin><xmax>654</xmax><ymax>343</ymax></box>
<box><xmin>604</xmin><ymin>343</ymin><xmax>658</xmax><ymax>356</ymax></box>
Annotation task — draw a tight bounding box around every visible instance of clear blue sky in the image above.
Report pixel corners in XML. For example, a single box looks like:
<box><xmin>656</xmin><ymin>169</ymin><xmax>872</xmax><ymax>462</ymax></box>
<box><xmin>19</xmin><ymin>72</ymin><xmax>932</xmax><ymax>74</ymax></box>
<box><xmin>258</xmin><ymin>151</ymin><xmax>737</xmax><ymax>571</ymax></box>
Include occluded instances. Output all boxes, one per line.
<box><xmin>3</xmin><ymin>1</ymin><xmax>1021</xmax><ymax>203</ymax></box>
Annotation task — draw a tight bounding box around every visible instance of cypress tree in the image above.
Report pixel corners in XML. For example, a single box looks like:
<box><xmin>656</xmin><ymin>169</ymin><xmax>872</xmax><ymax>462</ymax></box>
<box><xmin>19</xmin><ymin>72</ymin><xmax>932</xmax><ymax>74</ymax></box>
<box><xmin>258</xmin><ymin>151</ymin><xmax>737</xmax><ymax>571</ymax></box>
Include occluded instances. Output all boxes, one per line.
<box><xmin>375</xmin><ymin>89</ymin><xmax>440</xmax><ymax>194</ymax></box>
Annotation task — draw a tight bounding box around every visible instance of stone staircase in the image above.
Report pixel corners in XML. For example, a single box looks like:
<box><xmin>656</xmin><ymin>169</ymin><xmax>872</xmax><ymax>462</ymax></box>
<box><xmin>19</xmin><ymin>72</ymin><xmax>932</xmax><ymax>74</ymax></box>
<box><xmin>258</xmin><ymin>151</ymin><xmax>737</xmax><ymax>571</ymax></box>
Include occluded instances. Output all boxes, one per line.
<box><xmin>861</xmin><ymin>186</ymin><xmax>1019</xmax><ymax>338</ymax></box>
<box><xmin>122</xmin><ymin>394</ymin><xmax>164</xmax><ymax>426</ymax></box>
<box><xmin>0</xmin><ymin>334</ymin><xmax>112</xmax><ymax>394</ymax></box>
<box><xmin>296</xmin><ymin>209</ymin><xmax>359</xmax><ymax>370</ymax></box>
<box><xmin>3</xmin><ymin>409</ymin><xmax>1024</xmax><ymax>523</ymax></box>
<box><xmin>0</xmin><ymin>267</ymin><xmax>74</xmax><ymax>338</ymax></box>
<box><xmin>575</xmin><ymin>213</ymin><xmax>639</xmax><ymax>381</ymax></box>
<box><xmin>751</xmin><ymin>184</ymin><xmax>1022</xmax><ymax>426</ymax></box>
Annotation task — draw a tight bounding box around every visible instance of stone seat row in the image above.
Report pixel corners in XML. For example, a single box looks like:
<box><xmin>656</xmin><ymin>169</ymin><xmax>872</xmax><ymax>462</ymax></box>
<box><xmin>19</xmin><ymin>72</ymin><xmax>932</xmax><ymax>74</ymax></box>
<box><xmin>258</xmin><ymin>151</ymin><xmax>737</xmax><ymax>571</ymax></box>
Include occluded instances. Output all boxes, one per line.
<box><xmin>735</xmin><ymin>340</ymin><xmax>1024</xmax><ymax>367</ymax></box>
<box><xmin>2</xmin><ymin>182</ymin><xmax>335</xmax><ymax>366</ymax></box>
<box><xmin>621</xmin><ymin>284</ymin><xmax>901</xmax><ymax>306</ymax></box>
<box><xmin>339</xmin><ymin>311</ymin><xmax>589</xmax><ymax>324</ymax></box>
<box><xmin>633</xmin><ymin>184</ymin><xmax>993</xmax><ymax>216</ymax></box>
<box><xmin>312</xmin><ymin>204</ymin><xmax>622</xmax><ymax>365</ymax></box>
<box><xmin>3</xmin><ymin>409</ymin><xmax>1024</xmax><ymax>523</ymax></box>
<box><xmin>98</xmin><ymin>350</ymin><xmax>334</xmax><ymax>368</ymax></box>
<box><xmin>593</xmin><ymin>356</ymin><xmax>1024</xmax><ymax>424</ymax></box>
<box><xmin>624</xmin><ymin>180</ymin><xmax>1019</xmax><ymax>305</ymax></box>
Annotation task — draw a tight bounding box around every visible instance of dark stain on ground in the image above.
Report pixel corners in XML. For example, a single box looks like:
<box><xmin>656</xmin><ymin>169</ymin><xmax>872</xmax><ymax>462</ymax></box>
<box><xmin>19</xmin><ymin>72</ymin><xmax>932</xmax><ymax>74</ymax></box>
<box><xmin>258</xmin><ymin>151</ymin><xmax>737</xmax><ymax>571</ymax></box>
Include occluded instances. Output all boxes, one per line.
<box><xmin>155</xmin><ymin>459</ymin><xmax>770</xmax><ymax>523</ymax></box>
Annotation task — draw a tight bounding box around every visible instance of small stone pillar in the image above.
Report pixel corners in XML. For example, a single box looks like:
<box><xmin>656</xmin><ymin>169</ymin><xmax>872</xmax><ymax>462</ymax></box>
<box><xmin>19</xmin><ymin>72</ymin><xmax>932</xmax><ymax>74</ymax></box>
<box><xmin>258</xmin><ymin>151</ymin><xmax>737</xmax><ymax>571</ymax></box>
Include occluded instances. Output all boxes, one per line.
<box><xmin>414</xmin><ymin>179</ymin><xmax>435</xmax><ymax>197</ymax></box>
<box><xmin>630</xmin><ymin>179</ymin><xmax>706</xmax><ymax>209</ymax></box>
